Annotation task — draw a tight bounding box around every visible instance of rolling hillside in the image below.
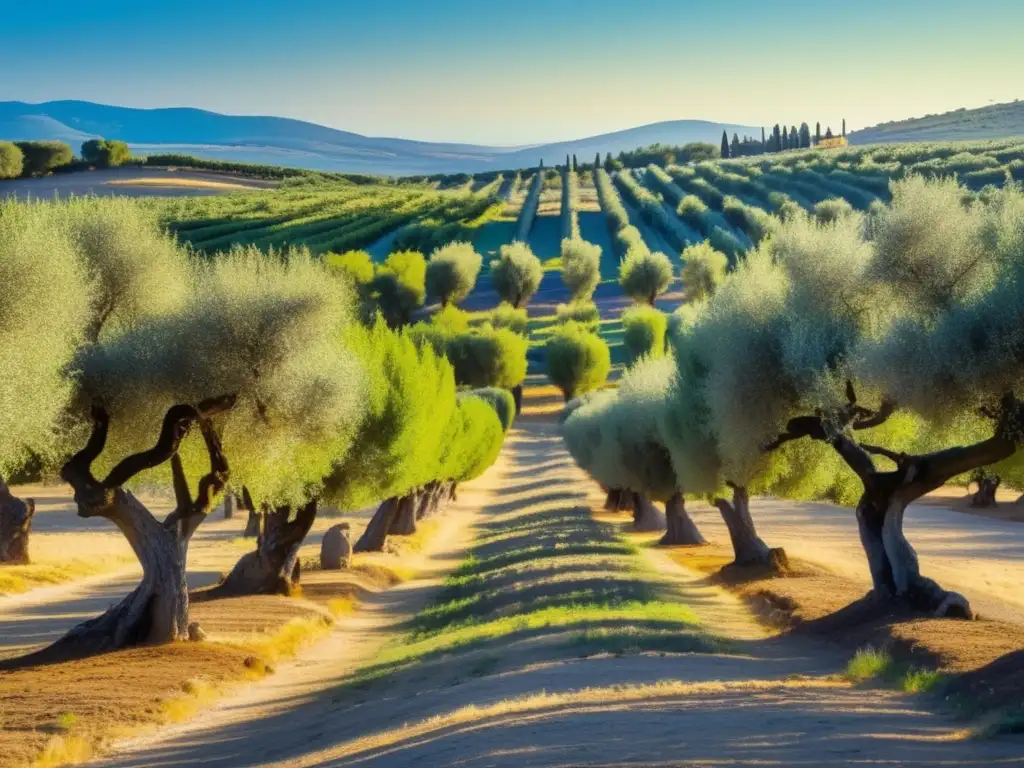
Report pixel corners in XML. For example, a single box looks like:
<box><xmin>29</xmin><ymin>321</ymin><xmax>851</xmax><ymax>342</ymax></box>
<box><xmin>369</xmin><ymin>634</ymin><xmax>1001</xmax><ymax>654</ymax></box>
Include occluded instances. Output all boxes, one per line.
<box><xmin>0</xmin><ymin>101</ymin><xmax>756</xmax><ymax>176</ymax></box>
<box><xmin>850</xmin><ymin>99</ymin><xmax>1024</xmax><ymax>144</ymax></box>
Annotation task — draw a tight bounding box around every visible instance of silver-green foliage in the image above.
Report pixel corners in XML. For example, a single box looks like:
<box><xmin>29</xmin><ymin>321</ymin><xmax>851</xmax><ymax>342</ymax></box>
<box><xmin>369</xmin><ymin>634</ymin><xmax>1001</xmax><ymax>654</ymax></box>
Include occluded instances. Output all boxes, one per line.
<box><xmin>560</xmin><ymin>238</ymin><xmax>601</xmax><ymax>301</ymax></box>
<box><xmin>490</xmin><ymin>242</ymin><xmax>543</xmax><ymax>308</ymax></box>
<box><xmin>621</xmin><ymin>305</ymin><xmax>667</xmax><ymax>366</ymax></box>
<box><xmin>0</xmin><ymin>201</ymin><xmax>91</xmax><ymax>477</ymax></box>
<box><xmin>545</xmin><ymin>321</ymin><xmax>611</xmax><ymax>401</ymax></box>
<box><xmin>76</xmin><ymin>246</ymin><xmax>365</xmax><ymax>507</ymax></box>
<box><xmin>425</xmin><ymin>241</ymin><xmax>482</xmax><ymax>307</ymax></box>
<box><xmin>619</xmin><ymin>248</ymin><xmax>673</xmax><ymax>305</ymax></box>
<box><xmin>680</xmin><ymin>241</ymin><xmax>729</xmax><ymax>302</ymax></box>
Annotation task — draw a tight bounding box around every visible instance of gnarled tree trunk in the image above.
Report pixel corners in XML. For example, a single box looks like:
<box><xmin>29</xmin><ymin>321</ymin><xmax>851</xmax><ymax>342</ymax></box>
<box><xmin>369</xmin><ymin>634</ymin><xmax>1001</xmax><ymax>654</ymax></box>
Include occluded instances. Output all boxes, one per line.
<box><xmin>631</xmin><ymin>491</ymin><xmax>666</xmax><ymax>531</ymax></box>
<box><xmin>214</xmin><ymin>500</ymin><xmax>318</xmax><ymax>596</ymax></box>
<box><xmin>660</xmin><ymin>492</ymin><xmax>706</xmax><ymax>546</ymax></box>
<box><xmin>388</xmin><ymin>493</ymin><xmax>419</xmax><ymax>536</ymax></box>
<box><xmin>0</xmin><ymin>480</ymin><xmax>34</xmax><ymax>564</ymax></box>
<box><xmin>242</xmin><ymin>487</ymin><xmax>262</xmax><ymax>537</ymax></box>
<box><xmin>9</xmin><ymin>398</ymin><xmax>234</xmax><ymax>664</ymax></box>
<box><xmin>773</xmin><ymin>390</ymin><xmax>1023</xmax><ymax>618</ymax></box>
<box><xmin>354</xmin><ymin>496</ymin><xmax>400</xmax><ymax>552</ymax></box>
<box><xmin>713</xmin><ymin>484</ymin><xmax>782</xmax><ymax>567</ymax></box>
<box><xmin>222</xmin><ymin>491</ymin><xmax>235</xmax><ymax>520</ymax></box>
<box><xmin>970</xmin><ymin>471</ymin><xmax>1000</xmax><ymax>508</ymax></box>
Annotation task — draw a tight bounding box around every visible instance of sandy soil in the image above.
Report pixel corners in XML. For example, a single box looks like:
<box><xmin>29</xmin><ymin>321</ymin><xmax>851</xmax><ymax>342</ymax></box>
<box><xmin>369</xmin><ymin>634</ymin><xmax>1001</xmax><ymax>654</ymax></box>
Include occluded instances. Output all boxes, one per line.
<box><xmin>0</xmin><ymin>168</ymin><xmax>274</xmax><ymax>200</ymax></box>
<box><xmin>679</xmin><ymin>495</ymin><xmax>1024</xmax><ymax>627</ymax></box>
<box><xmin>0</xmin><ymin>487</ymin><xmax>377</xmax><ymax>659</ymax></box>
<box><xmin>89</xmin><ymin>446</ymin><xmax>497</xmax><ymax>767</ymax></box>
<box><xmin>72</xmin><ymin>402</ymin><xmax>1024</xmax><ymax>767</ymax></box>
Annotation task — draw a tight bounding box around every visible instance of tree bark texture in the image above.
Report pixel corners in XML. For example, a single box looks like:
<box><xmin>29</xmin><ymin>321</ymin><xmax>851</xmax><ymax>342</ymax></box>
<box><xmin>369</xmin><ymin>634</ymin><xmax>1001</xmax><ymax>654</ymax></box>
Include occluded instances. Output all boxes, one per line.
<box><xmin>773</xmin><ymin>391</ymin><xmax>1024</xmax><ymax>618</ymax></box>
<box><xmin>511</xmin><ymin>384</ymin><xmax>523</xmax><ymax>417</ymax></box>
<box><xmin>354</xmin><ymin>497</ymin><xmax>400</xmax><ymax>552</ymax></box>
<box><xmin>214</xmin><ymin>500</ymin><xmax>318</xmax><ymax>596</ymax></box>
<box><xmin>388</xmin><ymin>493</ymin><xmax>419</xmax><ymax>536</ymax></box>
<box><xmin>660</xmin><ymin>492</ymin><xmax>707</xmax><ymax>546</ymax></box>
<box><xmin>713</xmin><ymin>484</ymin><xmax>782</xmax><ymax>567</ymax></box>
<box><xmin>970</xmin><ymin>471</ymin><xmax>1001</xmax><ymax>508</ymax></box>
<box><xmin>13</xmin><ymin>398</ymin><xmax>234</xmax><ymax>663</ymax></box>
<box><xmin>631</xmin><ymin>491</ymin><xmax>666</xmax><ymax>531</ymax></box>
<box><xmin>0</xmin><ymin>480</ymin><xmax>34</xmax><ymax>564</ymax></box>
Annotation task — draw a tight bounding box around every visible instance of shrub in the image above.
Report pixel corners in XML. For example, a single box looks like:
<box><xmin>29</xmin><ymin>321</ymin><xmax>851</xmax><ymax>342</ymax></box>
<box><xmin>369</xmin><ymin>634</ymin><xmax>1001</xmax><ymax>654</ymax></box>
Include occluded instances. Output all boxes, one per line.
<box><xmin>0</xmin><ymin>142</ymin><xmax>24</xmax><ymax>179</ymax></box>
<box><xmin>465</xmin><ymin>387</ymin><xmax>516</xmax><ymax>431</ymax></box>
<box><xmin>425</xmin><ymin>241</ymin><xmax>483</xmax><ymax>307</ymax></box>
<box><xmin>614</xmin><ymin>226</ymin><xmax>649</xmax><ymax>258</ymax></box>
<box><xmin>556</xmin><ymin>301</ymin><xmax>600</xmax><ymax>328</ymax></box>
<box><xmin>410</xmin><ymin>321</ymin><xmax>528</xmax><ymax>391</ymax></box>
<box><xmin>707</xmin><ymin>226</ymin><xmax>746</xmax><ymax>263</ymax></box>
<box><xmin>371</xmin><ymin>250</ymin><xmax>426</xmax><ymax>327</ymax></box>
<box><xmin>560</xmin><ymin>238</ymin><xmax>601</xmax><ymax>301</ymax></box>
<box><xmin>722</xmin><ymin>196</ymin><xmax>773</xmax><ymax>243</ymax></box>
<box><xmin>490</xmin><ymin>241</ymin><xmax>543</xmax><ymax>308</ymax></box>
<box><xmin>81</xmin><ymin>139</ymin><xmax>132</xmax><ymax>168</ymax></box>
<box><xmin>813</xmin><ymin>197</ymin><xmax>855</xmax><ymax>225</ymax></box>
<box><xmin>483</xmin><ymin>302</ymin><xmax>528</xmax><ymax>334</ymax></box>
<box><xmin>619</xmin><ymin>248</ymin><xmax>673</xmax><ymax>305</ymax></box>
<box><xmin>680</xmin><ymin>241</ymin><xmax>729</xmax><ymax>302</ymax></box>
<box><xmin>621</xmin><ymin>306</ymin><xmax>667</xmax><ymax>365</ymax></box>
<box><xmin>325</xmin><ymin>250</ymin><xmax>375</xmax><ymax>286</ymax></box>
<box><xmin>677</xmin><ymin>195</ymin><xmax>710</xmax><ymax>235</ymax></box>
<box><xmin>544</xmin><ymin>321</ymin><xmax>611</xmax><ymax>401</ymax></box>
<box><xmin>14</xmin><ymin>141</ymin><xmax>73</xmax><ymax>176</ymax></box>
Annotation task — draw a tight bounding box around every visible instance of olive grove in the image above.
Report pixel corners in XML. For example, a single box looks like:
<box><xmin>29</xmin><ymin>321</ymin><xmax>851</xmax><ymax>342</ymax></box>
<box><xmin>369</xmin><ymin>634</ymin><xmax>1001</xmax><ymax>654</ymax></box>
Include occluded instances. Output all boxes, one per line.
<box><xmin>563</xmin><ymin>176</ymin><xmax>1024</xmax><ymax>618</ymax></box>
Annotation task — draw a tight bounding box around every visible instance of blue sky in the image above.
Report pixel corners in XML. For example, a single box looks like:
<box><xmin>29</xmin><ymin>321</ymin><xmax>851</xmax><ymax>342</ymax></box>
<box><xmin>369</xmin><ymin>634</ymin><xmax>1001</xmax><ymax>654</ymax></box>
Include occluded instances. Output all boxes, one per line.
<box><xmin>2</xmin><ymin>0</ymin><xmax>1021</xmax><ymax>145</ymax></box>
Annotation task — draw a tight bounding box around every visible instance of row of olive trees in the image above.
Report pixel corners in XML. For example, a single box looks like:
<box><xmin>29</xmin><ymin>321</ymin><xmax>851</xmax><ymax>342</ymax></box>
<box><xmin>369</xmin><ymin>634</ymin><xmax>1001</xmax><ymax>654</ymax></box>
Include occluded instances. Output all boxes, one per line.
<box><xmin>0</xmin><ymin>198</ymin><xmax>513</xmax><ymax>662</ymax></box>
<box><xmin>563</xmin><ymin>176</ymin><xmax>1024</xmax><ymax>619</ymax></box>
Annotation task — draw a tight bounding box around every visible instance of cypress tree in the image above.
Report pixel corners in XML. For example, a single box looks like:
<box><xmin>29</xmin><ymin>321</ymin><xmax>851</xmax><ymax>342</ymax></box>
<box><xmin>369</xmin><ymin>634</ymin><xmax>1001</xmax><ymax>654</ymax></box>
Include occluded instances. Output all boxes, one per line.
<box><xmin>842</xmin><ymin>118</ymin><xmax>846</xmax><ymax>138</ymax></box>
<box><xmin>781</xmin><ymin>126</ymin><xmax>788</xmax><ymax>151</ymax></box>
<box><xmin>825</xmin><ymin>126</ymin><xmax>834</xmax><ymax>139</ymax></box>
<box><xmin>772</xmin><ymin>124</ymin><xmax>782</xmax><ymax>153</ymax></box>
<box><xmin>604</xmin><ymin>153</ymin><xmax>613</xmax><ymax>172</ymax></box>
<box><xmin>815</xmin><ymin>122</ymin><xmax>821</xmax><ymax>143</ymax></box>
<box><xmin>731</xmin><ymin>133</ymin><xmax>740</xmax><ymax>157</ymax></box>
<box><xmin>720</xmin><ymin>129</ymin><xmax>730</xmax><ymax>159</ymax></box>
<box><xmin>761</xmin><ymin>126</ymin><xmax>766</xmax><ymax>151</ymax></box>
<box><xmin>799</xmin><ymin>122</ymin><xmax>811</xmax><ymax>148</ymax></box>
<box><xmin>566</xmin><ymin>154</ymin><xmax>570</xmax><ymax>171</ymax></box>
<box><xmin>572</xmin><ymin>154</ymin><xmax>578</xmax><ymax>171</ymax></box>
<box><xmin>790</xmin><ymin>125</ymin><xmax>799</xmax><ymax>150</ymax></box>
<box><xmin>595</xmin><ymin>152</ymin><xmax>601</xmax><ymax>170</ymax></box>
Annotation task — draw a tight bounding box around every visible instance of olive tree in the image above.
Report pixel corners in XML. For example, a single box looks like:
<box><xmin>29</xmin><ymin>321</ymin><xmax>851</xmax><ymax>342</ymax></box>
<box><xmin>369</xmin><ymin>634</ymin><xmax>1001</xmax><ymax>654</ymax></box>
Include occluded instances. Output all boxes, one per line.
<box><xmin>621</xmin><ymin>306</ymin><xmax>667</xmax><ymax>366</ymax></box>
<box><xmin>562</xmin><ymin>356</ymin><xmax>706</xmax><ymax>540</ymax></box>
<box><xmin>0</xmin><ymin>142</ymin><xmax>24</xmax><ymax>179</ymax></box>
<box><xmin>425</xmin><ymin>242</ymin><xmax>482</xmax><ymax>307</ymax></box>
<box><xmin>14</xmin><ymin>141</ymin><xmax>72</xmax><ymax>176</ymax></box>
<box><xmin>545</xmin><ymin>321</ymin><xmax>611</xmax><ymax>402</ymax></box>
<box><xmin>372</xmin><ymin>250</ymin><xmax>426</xmax><ymax>327</ymax></box>
<box><xmin>338</xmin><ymin>324</ymin><xmax>509</xmax><ymax>551</ymax></box>
<box><xmin>560</xmin><ymin>238</ymin><xmax>601</xmax><ymax>302</ymax></box>
<box><xmin>680</xmin><ymin>241</ymin><xmax>729</xmax><ymax>302</ymax></box>
<box><xmin>772</xmin><ymin>179</ymin><xmax>1024</xmax><ymax>617</ymax></box>
<box><xmin>619</xmin><ymin>248</ymin><xmax>673</xmax><ymax>305</ymax></box>
<box><xmin>490</xmin><ymin>241</ymin><xmax>543</xmax><ymax>308</ymax></box>
<box><xmin>0</xmin><ymin>201</ymin><xmax>90</xmax><ymax>564</ymax></box>
<box><xmin>44</xmin><ymin>246</ymin><xmax>365</xmax><ymax>655</ymax></box>
<box><xmin>81</xmin><ymin>138</ymin><xmax>132</xmax><ymax>168</ymax></box>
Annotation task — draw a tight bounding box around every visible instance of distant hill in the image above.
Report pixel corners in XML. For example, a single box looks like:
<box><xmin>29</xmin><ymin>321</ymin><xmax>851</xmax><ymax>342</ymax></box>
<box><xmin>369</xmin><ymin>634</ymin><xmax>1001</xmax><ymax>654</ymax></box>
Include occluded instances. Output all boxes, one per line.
<box><xmin>0</xmin><ymin>100</ymin><xmax>757</xmax><ymax>176</ymax></box>
<box><xmin>850</xmin><ymin>100</ymin><xmax>1024</xmax><ymax>145</ymax></box>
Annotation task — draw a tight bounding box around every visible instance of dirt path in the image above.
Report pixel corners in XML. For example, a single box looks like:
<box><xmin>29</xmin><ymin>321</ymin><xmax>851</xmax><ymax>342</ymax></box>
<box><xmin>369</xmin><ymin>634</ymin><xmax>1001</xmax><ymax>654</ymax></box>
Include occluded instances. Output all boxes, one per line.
<box><xmin>86</xmin><ymin>454</ymin><xmax>503</xmax><ymax>767</ymax></box>
<box><xmin>84</xmin><ymin>415</ymin><xmax>1019</xmax><ymax>767</ymax></box>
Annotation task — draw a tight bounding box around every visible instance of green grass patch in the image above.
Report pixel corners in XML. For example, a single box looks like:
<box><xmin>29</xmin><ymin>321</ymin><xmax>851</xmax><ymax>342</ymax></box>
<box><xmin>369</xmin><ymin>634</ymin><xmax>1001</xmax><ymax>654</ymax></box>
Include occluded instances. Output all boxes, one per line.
<box><xmin>845</xmin><ymin>646</ymin><xmax>947</xmax><ymax>694</ymax></box>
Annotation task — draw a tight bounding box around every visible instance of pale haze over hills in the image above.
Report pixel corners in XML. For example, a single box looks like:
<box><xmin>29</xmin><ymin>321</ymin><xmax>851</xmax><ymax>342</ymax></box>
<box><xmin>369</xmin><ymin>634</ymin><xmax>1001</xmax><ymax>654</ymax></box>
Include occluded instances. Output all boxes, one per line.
<box><xmin>2</xmin><ymin>98</ymin><xmax>1023</xmax><ymax>176</ymax></box>
<box><xmin>0</xmin><ymin>100</ymin><xmax>751</xmax><ymax>176</ymax></box>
